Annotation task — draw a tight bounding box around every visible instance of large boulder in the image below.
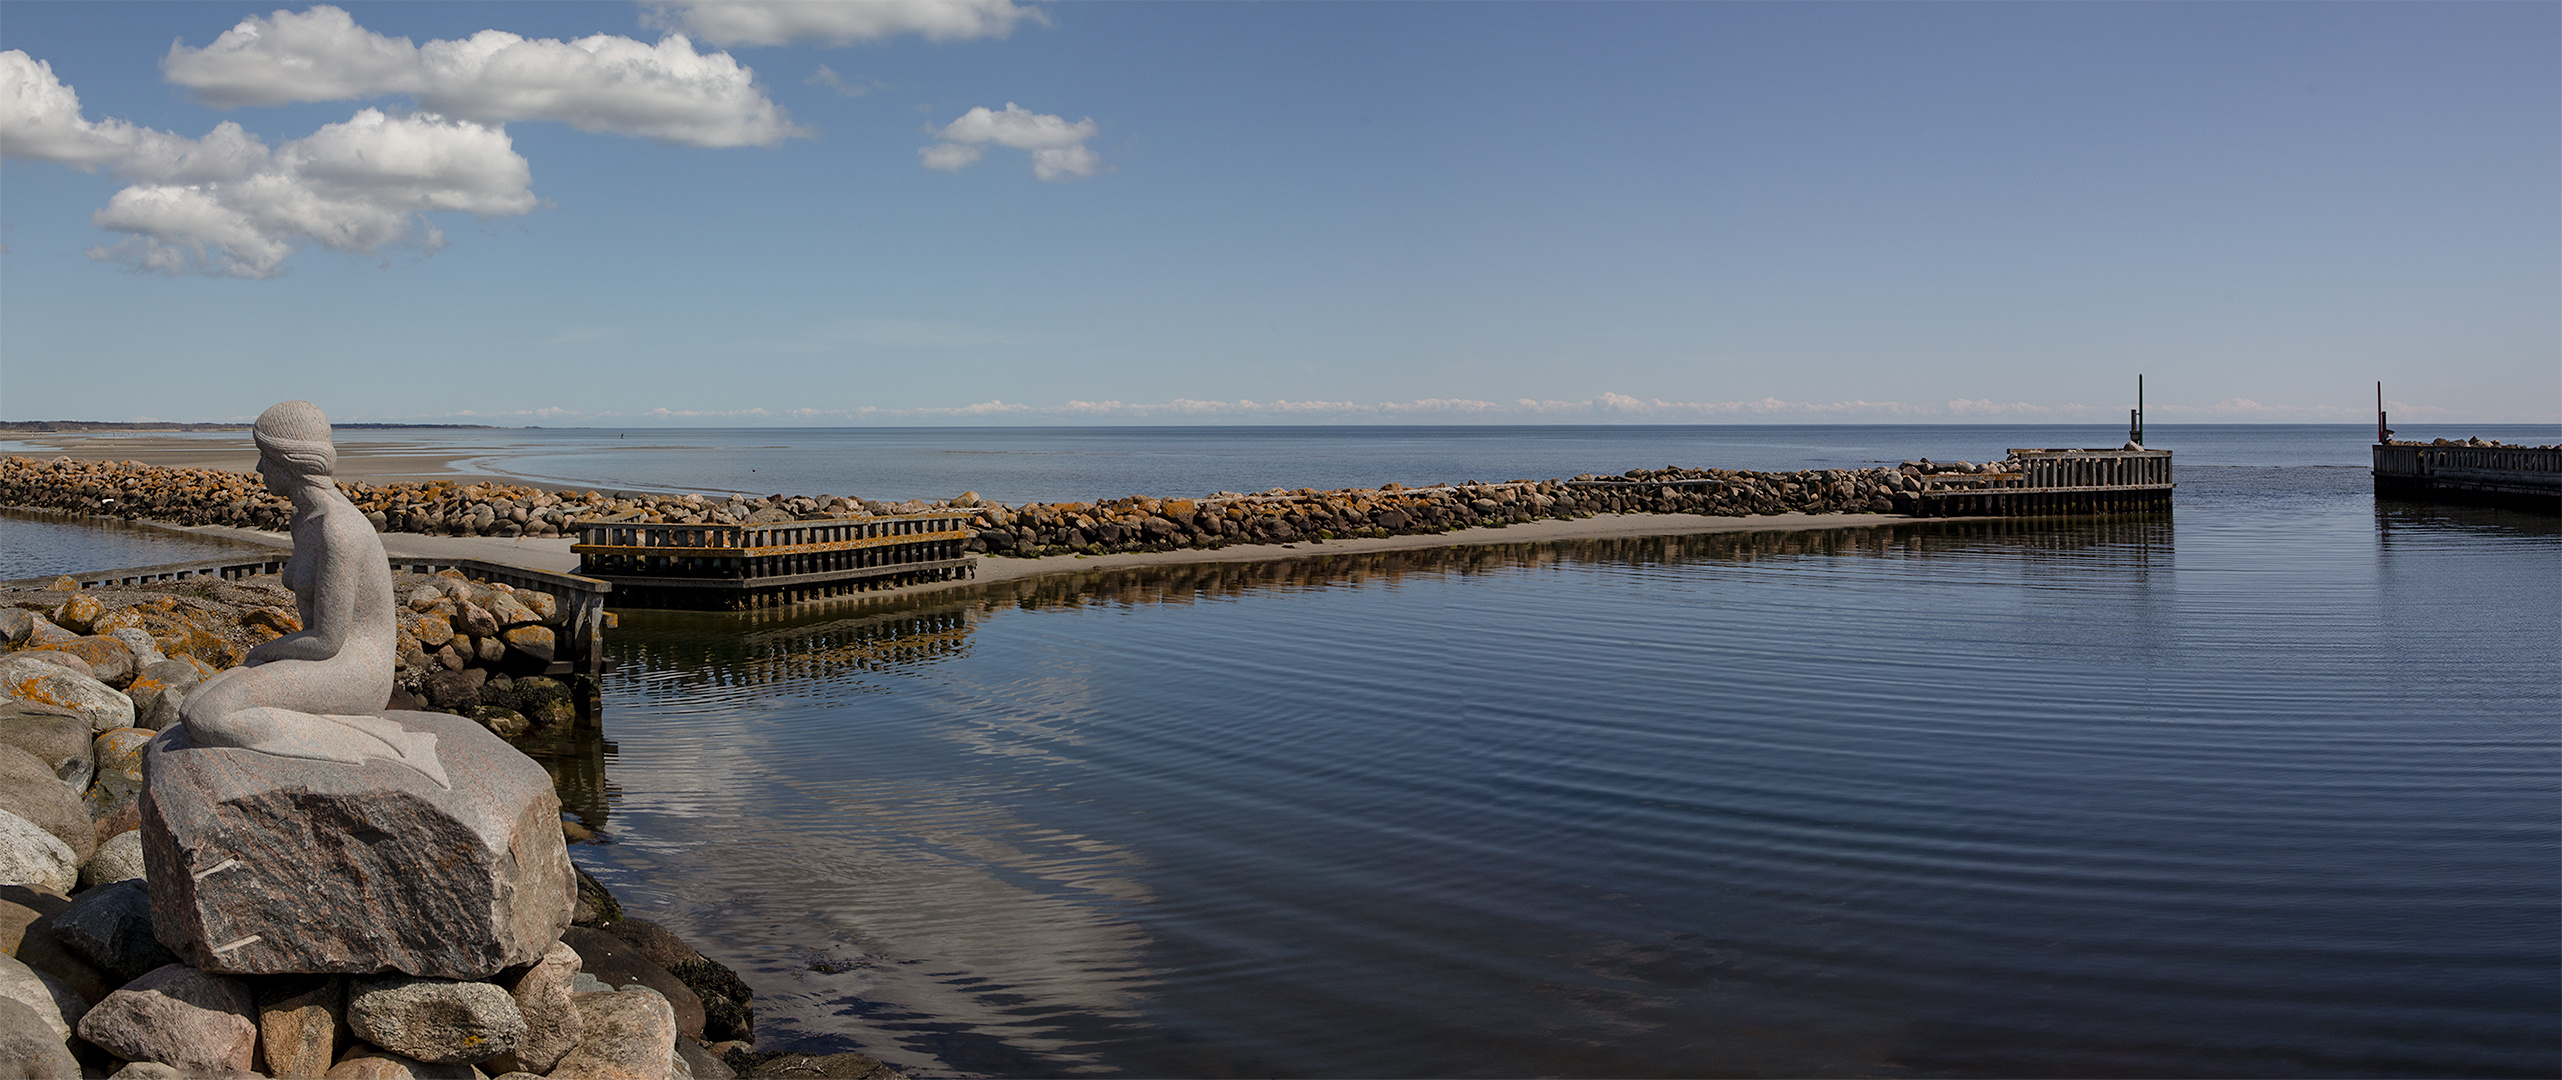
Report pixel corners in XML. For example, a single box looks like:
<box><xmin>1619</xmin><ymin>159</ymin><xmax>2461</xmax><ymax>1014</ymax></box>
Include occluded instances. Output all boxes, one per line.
<box><xmin>45</xmin><ymin>638</ymin><xmax>133</xmax><ymax>689</ymax></box>
<box><xmin>0</xmin><ymin>952</ymin><xmax>83</xmax><ymax>1043</ymax></box>
<box><xmin>11</xmin><ymin>914</ymin><xmax>113</xmax><ymax>1007</ymax></box>
<box><xmin>256</xmin><ymin>974</ymin><xmax>343</xmax><ymax>1080</ymax></box>
<box><xmin>74</xmin><ymin>963</ymin><xmax>257</xmax><ymax>1076</ymax></box>
<box><xmin>547</xmin><ymin>988</ymin><xmax>677</xmax><ymax>1080</ymax></box>
<box><xmin>0</xmin><ymin>813</ymin><xmax>75</xmax><ymax>897</ymax></box>
<box><xmin>498</xmin><ymin>941</ymin><xmax>582</xmax><ymax>1075</ymax></box>
<box><xmin>0</xmin><ymin>995</ymin><xmax>79</xmax><ymax>1080</ymax></box>
<box><xmin>0</xmin><ymin>886</ymin><xmax>68</xmax><ymax>958</ymax></box>
<box><xmin>348</xmin><ymin>976</ymin><xmax>524</xmax><ymax>1065</ymax></box>
<box><xmin>53</xmin><ymin>880</ymin><xmax>179</xmax><ymax>985</ymax></box>
<box><xmin>0</xmin><ymin>704</ymin><xmax>91</xmax><ymax>791</ymax></box>
<box><xmin>142</xmin><ymin>711</ymin><xmax>573</xmax><ymax>978</ymax></box>
<box><xmin>0</xmin><ymin>748</ymin><xmax>92</xmax><ymax>865</ymax></box>
<box><xmin>0</xmin><ymin>658</ymin><xmax>132</xmax><ymax>733</ymax></box>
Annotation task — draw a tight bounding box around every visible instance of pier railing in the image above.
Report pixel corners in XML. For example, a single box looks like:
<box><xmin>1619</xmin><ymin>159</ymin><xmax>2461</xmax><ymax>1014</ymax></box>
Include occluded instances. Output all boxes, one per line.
<box><xmin>569</xmin><ymin>511</ymin><xmax>977</xmax><ymax>609</ymax></box>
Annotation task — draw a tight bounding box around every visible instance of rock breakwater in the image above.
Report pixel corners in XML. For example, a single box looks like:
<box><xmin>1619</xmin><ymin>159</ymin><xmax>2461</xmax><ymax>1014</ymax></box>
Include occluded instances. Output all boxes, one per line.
<box><xmin>3</xmin><ymin>456</ymin><xmax>1947</xmax><ymax>562</ymax></box>
<box><xmin>0</xmin><ymin>571</ymin><xmax>595</xmax><ymax>739</ymax></box>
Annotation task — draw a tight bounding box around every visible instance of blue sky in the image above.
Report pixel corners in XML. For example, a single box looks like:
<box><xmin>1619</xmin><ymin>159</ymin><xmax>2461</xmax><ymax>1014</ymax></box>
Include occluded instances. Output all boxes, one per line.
<box><xmin>2</xmin><ymin>1</ymin><xmax>2554</xmax><ymax>425</ymax></box>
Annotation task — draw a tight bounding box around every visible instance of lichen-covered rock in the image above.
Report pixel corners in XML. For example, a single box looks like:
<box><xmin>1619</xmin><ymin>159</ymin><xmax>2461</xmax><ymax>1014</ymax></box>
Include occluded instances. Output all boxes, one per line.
<box><xmin>123</xmin><ymin>661</ymin><xmax>202</xmax><ymax>731</ymax></box>
<box><xmin>88</xmin><ymin>729</ymin><xmax>152</xmax><ymax>804</ymax></box>
<box><xmin>142</xmin><ymin>711</ymin><xmax>573</xmax><ymax>978</ymax></box>
<box><xmin>0</xmin><ymin>658</ymin><xmax>132</xmax><ymax>733</ymax></box>
<box><xmin>349</xmin><ymin>976</ymin><xmax>525</xmax><ymax>1065</ymax></box>
<box><xmin>74</xmin><ymin>963</ymin><xmax>256</xmax><ymax>1075</ymax></box>
<box><xmin>1</xmin><ymin>652</ymin><xmax>88</xmax><ymax>680</ymax></box>
<box><xmin>45</xmin><ymin>637</ymin><xmax>134</xmax><ymax>689</ymax></box>
<box><xmin>50</xmin><ymin>596</ymin><xmax>100</xmax><ymax>636</ymax></box>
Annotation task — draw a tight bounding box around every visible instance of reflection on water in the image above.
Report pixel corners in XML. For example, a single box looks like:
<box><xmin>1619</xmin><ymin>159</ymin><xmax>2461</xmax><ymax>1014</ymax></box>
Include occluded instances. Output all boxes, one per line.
<box><xmin>519</xmin><ymin>724</ymin><xmax>617</xmax><ymax>839</ymax></box>
<box><xmin>0</xmin><ymin>507</ymin><xmax>275</xmax><ymax>580</ymax></box>
<box><xmin>565</xmin><ymin>500</ymin><xmax>2556</xmax><ymax>1079</ymax></box>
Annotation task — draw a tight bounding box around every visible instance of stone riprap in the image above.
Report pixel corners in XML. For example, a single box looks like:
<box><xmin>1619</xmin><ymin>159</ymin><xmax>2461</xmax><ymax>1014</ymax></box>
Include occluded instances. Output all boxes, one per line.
<box><xmin>0</xmin><ymin>853</ymin><xmax>783</xmax><ymax>1078</ymax></box>
<box><xmin>4</xmin><ymin>455</ymin><xmax>1970</xmax><ymax>564</ymax></box>
<box><xmin>1</xmin><ymin>569</ymin><xmax>595</xmax><ymax>737</ymax></box>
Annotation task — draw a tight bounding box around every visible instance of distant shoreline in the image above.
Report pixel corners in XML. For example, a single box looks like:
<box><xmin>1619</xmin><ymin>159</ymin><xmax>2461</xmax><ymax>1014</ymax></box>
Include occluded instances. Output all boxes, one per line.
<box><xmin>0</xmin><ymin>422</ymin><xmax>498</xmax><ymax>432</ymax></box>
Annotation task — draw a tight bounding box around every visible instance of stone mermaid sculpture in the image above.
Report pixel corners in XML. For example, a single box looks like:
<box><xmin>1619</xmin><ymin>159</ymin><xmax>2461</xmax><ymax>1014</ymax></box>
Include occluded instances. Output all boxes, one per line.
<box><xmin>176</xmin><ymin>400</ymin><xmax>448</xmax><ymax>788</ymax></box>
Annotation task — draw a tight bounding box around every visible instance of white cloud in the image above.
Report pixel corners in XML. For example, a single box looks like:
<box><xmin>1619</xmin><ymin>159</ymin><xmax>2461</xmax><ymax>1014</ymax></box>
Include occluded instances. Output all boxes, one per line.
<box><xmin>917</xmin><ymin>140</ymin><xmax>982</xmax><ymax>171</ymax></box>
<box><xmin>2</xmin><ymin>54</ymin><xmax>536</xmax><ymax>278</ymax></box>
<box><xmin>1</xmin><ymin>51</ymin><xmax>246</xmax><ymax>174</ymax></box>
<box><xmin>160</xmin><ymin>5</ymin><xmax>805</xmax><ymax>148</ymax></box>
<box><xmin>158</xmin><ymin>5</ymin><xmax>423</xmax><ymax>108</ymax></box>
<box><xmin>806</xmin><ymin>65</ymin><xmax>881</xmax><ymax>98</ymax></box>
<box><xmin>84</xmin><ymin>108</ymin><xmax>534</xmax><ymax>279</ymax></box>
<box><xmin>922</xmin><ymin>102</ymin><xmax>1100</xmax><ymax>181</ymax></box>
<box><xmin>647</xmin><ymin>1</ymin><xmax>1045</xmax><ymax>47</ymax></box>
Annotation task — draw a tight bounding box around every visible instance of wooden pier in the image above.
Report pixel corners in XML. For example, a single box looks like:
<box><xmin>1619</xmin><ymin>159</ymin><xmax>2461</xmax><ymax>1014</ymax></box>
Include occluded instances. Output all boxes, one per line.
<box><xmin>2372</xmin><ymin>443</ymin><xmax>2562</xmax><ymax>512</ymax></box>
<box><xmin>570</xmin><ymin>512</ymin><xmax>977</xmax><ymax>610</ymax></box>
<box><xmin>1911</xmin><ymin>448</ymin><xmax>2174</xmax><ymax>518</ymax></box>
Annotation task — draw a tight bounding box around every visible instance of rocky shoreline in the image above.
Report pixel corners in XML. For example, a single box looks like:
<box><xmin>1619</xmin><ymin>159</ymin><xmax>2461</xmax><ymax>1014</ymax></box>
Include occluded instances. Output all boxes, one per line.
<box><xmin>1</xmin><ymin>456</ymin><xmax>2019</xmax><ymax>564</ymax></box>
<box><xmin>0</xmin><ymin>577</ymin><xmax>894</xmax><ymax>1079</ymax></box>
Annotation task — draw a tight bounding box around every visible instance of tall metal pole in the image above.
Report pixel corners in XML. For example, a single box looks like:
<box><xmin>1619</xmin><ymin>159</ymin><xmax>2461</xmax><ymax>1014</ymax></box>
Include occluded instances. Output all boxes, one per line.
<box><xmin>2130</xmin><ymin>374</ymin><xmax>2144</xmax><ymax>446</ymax></box>
<box><xmin>2376</xmin><ymin>381</ymin><xmax>2387</xmax><ymax>443</ymax></box>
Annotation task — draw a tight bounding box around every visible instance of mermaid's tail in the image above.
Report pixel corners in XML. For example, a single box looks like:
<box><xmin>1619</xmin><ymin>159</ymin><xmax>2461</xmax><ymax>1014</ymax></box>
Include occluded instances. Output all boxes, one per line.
<box><xmin>180</xmin><ymin>706</ymin><xmax>451</xmax><ymax>790</ymax></box>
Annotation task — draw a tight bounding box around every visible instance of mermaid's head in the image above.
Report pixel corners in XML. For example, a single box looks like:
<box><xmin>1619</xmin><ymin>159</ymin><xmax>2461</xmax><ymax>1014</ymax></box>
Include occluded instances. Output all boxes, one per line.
<box><xmin>253</xmin><ymin>400</ymin><xmax>336</xmax><ymax>479</ymax></box>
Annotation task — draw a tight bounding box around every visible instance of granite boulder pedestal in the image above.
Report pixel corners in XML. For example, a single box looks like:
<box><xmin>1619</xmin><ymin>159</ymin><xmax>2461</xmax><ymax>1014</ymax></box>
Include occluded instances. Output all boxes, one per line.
<box><xmin>140</xmin><ymin>709</ymin><xmax>573</xmax><ymax>978</ymax></box>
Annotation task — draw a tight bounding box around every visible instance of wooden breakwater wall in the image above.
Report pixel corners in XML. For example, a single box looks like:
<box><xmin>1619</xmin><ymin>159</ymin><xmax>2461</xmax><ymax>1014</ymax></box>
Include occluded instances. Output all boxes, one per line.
<box><xmin>570</xmin><ymin>512</ymin><xmax>976</xmax><ymax>610</ymax></box>
<box><xmin>2372</xmin><ymin>442</ymin><xmax>2562</xmax><ymax>512</ymax></box>
<box><xmin>1907</xmin><ymin>448</ymin><xmax>2174</xmax><ymax>517</ymax></box>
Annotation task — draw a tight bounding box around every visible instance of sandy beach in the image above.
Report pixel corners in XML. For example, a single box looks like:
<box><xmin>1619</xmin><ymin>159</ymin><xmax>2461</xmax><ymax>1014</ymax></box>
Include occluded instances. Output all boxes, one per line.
<box><xmin>3</xmin><ymin>430</ymin><xmax>569</xmax><ymax>489</ymax></box>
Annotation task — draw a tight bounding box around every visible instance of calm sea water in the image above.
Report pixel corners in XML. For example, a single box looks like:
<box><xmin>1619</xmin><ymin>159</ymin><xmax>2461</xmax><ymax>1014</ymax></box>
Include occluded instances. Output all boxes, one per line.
<box><xmin>6</xmin><ymin>425</ymin><xmax>2557</xmax><ymax>1077</ymax></box>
